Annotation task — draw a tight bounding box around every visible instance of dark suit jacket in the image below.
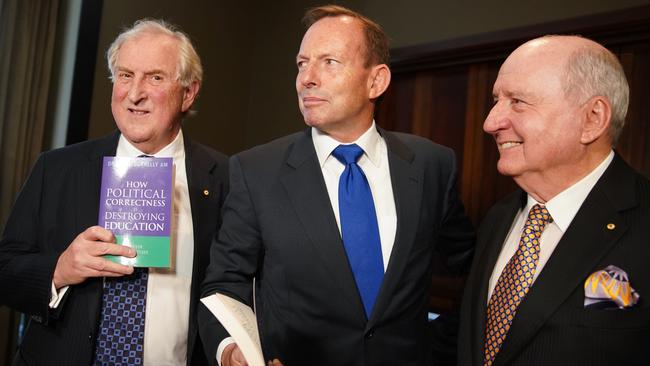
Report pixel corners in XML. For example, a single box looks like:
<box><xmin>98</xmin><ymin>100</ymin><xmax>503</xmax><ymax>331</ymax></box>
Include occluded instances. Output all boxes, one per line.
<box><xmin>199</xmin><ymin>127</ymin><xmax>474</xmax><ymax>366</ymax></box>
<box><xmin>458</xmin><ymin>154</ymin><xmax>650</xmax><ymax>366</ymax></box>
<box><xmin>0</xmin><ymin>131</ymin><xmax>229</xmax><ymax>366</ymax></box>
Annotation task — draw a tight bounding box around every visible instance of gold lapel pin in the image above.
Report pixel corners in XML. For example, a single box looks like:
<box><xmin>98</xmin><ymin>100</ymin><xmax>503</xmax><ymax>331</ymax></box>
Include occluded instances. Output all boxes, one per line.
<box><xmin>203</xmin><ymin>189</ymin><xmax>210</xmax><ymax>197</ymax></box>
<box><xmin>606</xmin><ymin>223</ymin><xmax>616</xmax><ymax>230</ymax></box>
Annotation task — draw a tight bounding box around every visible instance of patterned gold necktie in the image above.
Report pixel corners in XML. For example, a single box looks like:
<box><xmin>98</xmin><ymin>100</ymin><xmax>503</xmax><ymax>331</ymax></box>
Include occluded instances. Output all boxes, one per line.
<box><xmin>484</xmin><ymin>204</ymin><xmax>552</xmax><ymax>366</ymax></box>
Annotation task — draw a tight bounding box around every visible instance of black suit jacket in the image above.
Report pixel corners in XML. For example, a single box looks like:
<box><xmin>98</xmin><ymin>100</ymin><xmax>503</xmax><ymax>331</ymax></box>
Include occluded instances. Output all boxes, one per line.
<box><xmin>0</xmin><ymin>131</ymin><xmax>229</xmax><ymax>366</ymax></box>
<box><xmin>459</xmin><ymin>154</ymin><xmax>650</xmax><ymax>366</ymax></box>
<box><xmin>199</xmin><ymin>127</ymin><xmax>474</xmax><ymax>366</ymax></box>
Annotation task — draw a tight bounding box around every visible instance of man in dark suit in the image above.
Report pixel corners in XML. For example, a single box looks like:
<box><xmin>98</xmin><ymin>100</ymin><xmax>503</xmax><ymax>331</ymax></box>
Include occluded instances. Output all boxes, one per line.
<box><xmin>0</xmin><ymin>20</ymin><xmax>228</xmax><ymax>365</ymax></box>
<box><xmin>459</xmin><ymin>35</ymin><xmax>650</xmax><ymax>365</ymax></box>
<box><xmin>199</xmin><ymin>5</ymin><xmax>474</xmax><ymax>366</ymax></box>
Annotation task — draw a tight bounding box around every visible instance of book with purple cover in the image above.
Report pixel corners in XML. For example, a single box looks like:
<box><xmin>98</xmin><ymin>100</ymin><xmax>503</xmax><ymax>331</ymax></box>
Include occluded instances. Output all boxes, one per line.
<box><xmin>98</xmin><ymin>156</ymin><xmax>173</xmax><ymax>267</ymax></box>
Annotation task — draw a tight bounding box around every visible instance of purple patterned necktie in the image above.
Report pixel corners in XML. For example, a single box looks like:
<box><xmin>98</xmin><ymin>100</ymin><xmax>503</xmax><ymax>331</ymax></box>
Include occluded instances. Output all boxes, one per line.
<box><xmin>94</xmin><ymin>268</ymin><xmax>148</xmax><ymax>365</ymax></box>
<box><xmin>483</xmin><ymin>204</ymin><xmax>552</xmax><ymax>366</ymax></box>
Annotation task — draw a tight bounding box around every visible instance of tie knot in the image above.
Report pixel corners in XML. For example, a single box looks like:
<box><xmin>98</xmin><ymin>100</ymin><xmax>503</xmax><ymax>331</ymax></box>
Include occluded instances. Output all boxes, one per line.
<box><xmin>528</xmin><ymin>204</ymin><xmax>553</xmax><ymax>224</ymax></box>
<box><xmin>332</xmin><ymin>144</ymin><xmax>364</xmax><ymax>165</ymax></box>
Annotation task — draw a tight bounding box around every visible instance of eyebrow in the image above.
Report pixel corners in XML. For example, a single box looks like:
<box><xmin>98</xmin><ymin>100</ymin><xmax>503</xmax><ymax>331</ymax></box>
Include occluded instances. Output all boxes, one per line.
<box><xmin>114</xmin><ymin>66</ymin><xmax>169</xmax><ymax>76</ymax></box>
<box><xmin>296</xmin><ymin>52</ymin><xmax>338</xmax><ymax>61</ymax></box>
<box><xmin>494</xmin><ymin>89</ymin><xmax>534</xmax><ymax>100</ymax></box>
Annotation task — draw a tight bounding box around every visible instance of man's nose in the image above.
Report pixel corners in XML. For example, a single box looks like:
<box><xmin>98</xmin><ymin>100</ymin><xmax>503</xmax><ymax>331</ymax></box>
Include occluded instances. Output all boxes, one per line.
<box><xmin>483</xmin><ymin>102</ymin><xmax>509</xmax><ymax>134</ymax></box>
<box><xmin>298</xmin><ymin>63</ymin><xmax>319</xmax><ymax>88</ymax></box>
<box><xmin>128</xmin><ymin>78</ymin><xmax>147</xmax><ymax>103</ymax></box>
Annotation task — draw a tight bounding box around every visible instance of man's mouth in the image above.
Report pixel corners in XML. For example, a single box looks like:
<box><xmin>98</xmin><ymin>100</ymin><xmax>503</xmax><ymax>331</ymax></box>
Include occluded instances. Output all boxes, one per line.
<box><xmin>499</xmin><ymin>141</ymin><xmax>522</xmax><ymax>149</ymax></box>
<box><xmin>302</xmin><ymin>96</ymin><xmax>326</xmax><ymax>106</ymax></box>
<box><xmin>128</xmin><ymin>108</ymin><xmax>149</xmax><ymax>115</ymax></box>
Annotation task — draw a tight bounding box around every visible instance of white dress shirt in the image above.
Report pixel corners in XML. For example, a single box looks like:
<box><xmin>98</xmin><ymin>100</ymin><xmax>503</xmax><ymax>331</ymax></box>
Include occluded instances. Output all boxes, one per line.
<box><xmin>51</xmin><ymin>130</ymin><xmax>195</xmax><ymax>365</ymax></box>
<box><xmin>215</xmin><ymin>122</ymin><xmax>398</xmax><ymax>364</ymax></box>
<box><xmin>487</xmin><ymin>151</ymin><xmax>614</xmax><ymax>302</ymax></box>
<box><xmin>312</xmin><ymin>122</ymin><xmax>397</xmax><ymax>269</ymax></box>
<box><xmin>117</xmin><ymin>130</ymin><xmax>195</xmax><ymax>366</ymax></box>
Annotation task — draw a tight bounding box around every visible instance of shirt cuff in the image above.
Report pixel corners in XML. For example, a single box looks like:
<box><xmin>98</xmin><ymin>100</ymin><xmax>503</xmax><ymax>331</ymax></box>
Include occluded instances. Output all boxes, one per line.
<box><xmin>49</xmin><ymin>282</ymin><xmax>69</xmax><ymax>308</ymax></box>
<box><xmin>216</xmin><ymin>337</ymin><xmax>236</xmax><ymax>366</ymax></box>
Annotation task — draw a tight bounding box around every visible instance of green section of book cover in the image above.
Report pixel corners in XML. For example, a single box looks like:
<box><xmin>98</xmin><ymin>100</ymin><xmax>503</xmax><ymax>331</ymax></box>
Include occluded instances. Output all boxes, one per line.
<box><xmin>99</xmin><ymin>156</ymin><xmax>173</xmax><ymax>268</ymax></box>
<box><xmin>105</xmin><ymin>235</ymin><xmax>170</xmax><ymax>267</ymax></box>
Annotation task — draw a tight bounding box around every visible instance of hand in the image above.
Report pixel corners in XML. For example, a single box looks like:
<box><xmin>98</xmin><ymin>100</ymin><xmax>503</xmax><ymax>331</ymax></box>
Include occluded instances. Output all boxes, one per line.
<box><xmin>222</xmin><ymin>344</ymin><xmax>248</xmax><ymax>366</ymax></box>
<box><xmin>267</xmin><ymin>359</ymin><xmax>283</xmax><ymax>366</ymax></box>
<box><xmin>52</xmin><ymin>226</ymin><xmax>136</xmax><ymax>288</ymax></box>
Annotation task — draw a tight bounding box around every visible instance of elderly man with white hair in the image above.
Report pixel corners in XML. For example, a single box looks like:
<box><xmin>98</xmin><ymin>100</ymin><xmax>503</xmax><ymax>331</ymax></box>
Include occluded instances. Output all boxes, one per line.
<box><xmin>0</xmin><ymin>19</ymin><xmax>228</xmax><ymax>366</ymax></box>
<box><xmin>459</xmin><ymin>35</ymin><xmax>650</xmax><ymax>366</ymax></box>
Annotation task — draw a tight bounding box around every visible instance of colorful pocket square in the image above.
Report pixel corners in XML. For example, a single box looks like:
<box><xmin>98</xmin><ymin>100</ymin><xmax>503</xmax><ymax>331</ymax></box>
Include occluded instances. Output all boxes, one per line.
<box><xmin>584</xmin><ymin>265</ymin><xmax>639</xmax><ymax>309</ymax></box>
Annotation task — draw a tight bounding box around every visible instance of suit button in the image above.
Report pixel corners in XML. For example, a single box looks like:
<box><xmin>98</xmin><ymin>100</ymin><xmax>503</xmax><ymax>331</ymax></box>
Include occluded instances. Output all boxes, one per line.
<box><xmin>366</xmin><ymin>329</ymin><xmax>375</xmax><ymax>339</ymax></box>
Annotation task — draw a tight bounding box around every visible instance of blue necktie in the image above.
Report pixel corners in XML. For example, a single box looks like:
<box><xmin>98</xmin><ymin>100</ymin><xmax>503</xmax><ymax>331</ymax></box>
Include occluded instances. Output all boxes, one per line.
<box><xmin>332</xmin><ymin>144</ymin><xmax>384</xmax><ymax>317</ymax></box>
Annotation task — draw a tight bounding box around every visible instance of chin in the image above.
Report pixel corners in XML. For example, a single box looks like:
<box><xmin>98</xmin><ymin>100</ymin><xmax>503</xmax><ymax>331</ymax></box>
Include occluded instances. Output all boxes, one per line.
<box><xmin>496</xmin><ymin>160</ymin><xmax>521</xmax><ymax>177</ymax></box>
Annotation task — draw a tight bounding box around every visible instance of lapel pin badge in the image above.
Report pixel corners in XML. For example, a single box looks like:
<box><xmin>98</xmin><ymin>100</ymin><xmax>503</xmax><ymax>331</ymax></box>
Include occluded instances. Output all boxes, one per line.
<box><xmin>606</xmin><ymin>223</ymin><xmax>615</xmax><ymax>231</ymax></box>
<box><xmin>203</xmin><ymin>189</ymin><xmax>210</xmax><ymax>197</ymax></box>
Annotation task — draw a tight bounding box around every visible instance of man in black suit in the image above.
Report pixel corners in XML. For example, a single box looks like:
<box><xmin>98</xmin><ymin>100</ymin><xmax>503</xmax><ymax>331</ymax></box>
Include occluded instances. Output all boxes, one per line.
<box><xmin>459</xmin><ymin>35</ymin><xmax>650</xmax><ymax>365</ymax></box>
<box><xmin>0</xmin><ymin>20</ymin><xmax>228</xmax><ymax>365</ymax></box>
<box><xmin>199</xmin><ymin>5</ymin><xmax>474</xmax><ymax>366</ymax></box>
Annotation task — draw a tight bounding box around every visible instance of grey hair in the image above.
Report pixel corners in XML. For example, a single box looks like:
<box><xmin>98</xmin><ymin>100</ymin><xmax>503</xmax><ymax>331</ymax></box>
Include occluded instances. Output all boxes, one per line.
<box><xmin>106</xmin><ymin>19</ymin><xmax>203</xmax><ymax>89</ymax></box>
<box><xmin>560</xmin><ymin>36</ymin><xmax>629</xmax><ymax>145</ymax></box>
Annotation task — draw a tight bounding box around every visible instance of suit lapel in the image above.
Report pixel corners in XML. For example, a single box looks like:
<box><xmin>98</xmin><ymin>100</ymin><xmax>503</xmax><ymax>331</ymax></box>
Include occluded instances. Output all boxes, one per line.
<box><xmin>366</xmin><ymin>129</ymin><xmax>422</xmax><ymax>326</ymax></box>
<box><xmin>185</xmin><ymin>137</ymin><xmax>220</xmax><ymax>261</ymax></box>
<box><xmin>469</xmin><ymin>191</ymin><xmax>523</xmax><ymax>365</ymax></box>
<box><xmin>184</xmin><ymin>137</ymin><xmax>223</xmax><ymax>360</ymax></box>
<box><xmin>279</xmin><ymin>129</ymin><xmax>366</xmax><ymax>319</ymax></box>
<box><xmin>495</xmin><ymin>155</ymin><xmax>636</xmax><ymax>365</ymax></box>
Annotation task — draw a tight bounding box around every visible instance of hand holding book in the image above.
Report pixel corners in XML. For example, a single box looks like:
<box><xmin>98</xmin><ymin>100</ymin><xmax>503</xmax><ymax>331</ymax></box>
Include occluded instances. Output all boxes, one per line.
<box><xmin>201</xmin><ymin>294</ymin><xmax>285</xmax><ymax>366</ymax></box>
<box><xmin>52</xmin><ymin>226</ymin><xmax>136</xmax><ymax>289</ymax></box>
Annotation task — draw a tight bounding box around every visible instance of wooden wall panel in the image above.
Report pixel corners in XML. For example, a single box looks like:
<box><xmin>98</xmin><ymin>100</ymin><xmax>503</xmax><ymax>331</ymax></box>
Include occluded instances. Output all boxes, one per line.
<box><xmin>617</xmin><ymin>44</ymin><xmax>650</xmax><ymax>176</ymax></box>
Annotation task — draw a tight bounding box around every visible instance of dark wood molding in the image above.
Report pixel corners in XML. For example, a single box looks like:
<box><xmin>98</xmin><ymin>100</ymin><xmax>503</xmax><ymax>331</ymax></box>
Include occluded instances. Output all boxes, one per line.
<box><xmin>390</xmin><ymin>5</ymin><xmax>650</xmax><ymax>73</ymax></box>
<box><xmin>66</xmin><ymin>0</ymin><xmax>103</xmax><ymax>145</ymax></box>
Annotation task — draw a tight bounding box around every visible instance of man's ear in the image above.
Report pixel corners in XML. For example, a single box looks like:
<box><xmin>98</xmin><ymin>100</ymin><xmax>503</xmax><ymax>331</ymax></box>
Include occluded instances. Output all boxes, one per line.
<box><xmin>181</xmin><ymin>80</ymin><xmax>200</xmax><ymax>112</ymax></box>
<box><xmin>580</xmin><ymin>96</ymin><xmax>612</xmax><ymax>144</ymax></box>
<box><xmin>368</xmin><ymin>64</ymin><xmax>391</xmax><ymax>100</ymax></box>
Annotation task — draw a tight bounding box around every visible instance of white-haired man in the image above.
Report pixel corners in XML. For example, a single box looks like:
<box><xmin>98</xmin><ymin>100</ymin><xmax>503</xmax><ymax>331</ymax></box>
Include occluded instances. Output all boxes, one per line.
<box><xmin>459</xmin><ymin>35</ymin><xmax>650</xmax><ymax>365</ymax></box>
<box><xmin>0</xmin><ymin>19</ymin><xmax>228</xmax><ymax>365</ymax></box>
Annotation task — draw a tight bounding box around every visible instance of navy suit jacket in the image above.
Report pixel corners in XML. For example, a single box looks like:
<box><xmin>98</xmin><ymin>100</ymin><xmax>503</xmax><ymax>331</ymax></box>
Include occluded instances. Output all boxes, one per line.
<box><xmin>199</xmin><ymin>127</ymin><xmax>474</xmax><ymax>365</ymax></box>
<box><xmin>0</xmin><ymin>131</ymin><xmax>229</xmax><ymax>366</ymax></box>
<box><xmin>459</xmin><ymin>154</ymin><xmax>650</xmax><ymax>365</ymax></box>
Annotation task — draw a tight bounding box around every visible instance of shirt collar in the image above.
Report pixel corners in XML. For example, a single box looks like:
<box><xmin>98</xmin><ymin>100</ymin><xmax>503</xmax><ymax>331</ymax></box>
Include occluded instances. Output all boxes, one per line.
<box><xmin>116</xmin><ymin>130</ymin><xmax>185</xmax><ymax>161</ymax></box>
<box><xmin>527</xmin><ymin>150</ymin><xmax>614</xmax><ymax>232</ymax></box>
<box><xmin>312</xmin><ymin>121</ymin><xmax>382</xmax><ymax>167</ymax></box>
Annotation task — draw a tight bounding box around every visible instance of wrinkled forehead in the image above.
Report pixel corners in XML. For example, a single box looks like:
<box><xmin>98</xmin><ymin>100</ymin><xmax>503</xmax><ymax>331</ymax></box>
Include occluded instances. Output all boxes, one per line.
<box><xmin>116</xmin><ymin>33</ymin><xmax>180</xmax><ymax>71</ymax></box>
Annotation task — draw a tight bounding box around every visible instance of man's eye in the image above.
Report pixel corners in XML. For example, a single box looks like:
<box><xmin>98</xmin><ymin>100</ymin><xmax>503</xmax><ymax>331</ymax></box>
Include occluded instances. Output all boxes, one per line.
<box><xmin>151</xmin><ymin>75</ymin><xmax>163</xmax><ymax>81</ymax></box>
<box><xmin>325</xmin><ymin>59</ymin><xmax>338</xmax><ymax>65</ymax></box>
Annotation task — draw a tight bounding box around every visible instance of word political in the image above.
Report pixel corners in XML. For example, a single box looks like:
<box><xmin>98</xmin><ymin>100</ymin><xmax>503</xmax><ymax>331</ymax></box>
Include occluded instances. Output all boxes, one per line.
<box><xmin>104</xmin><ymin>180</ymin><xmax>167</xmax><ymax>207</ymax></box>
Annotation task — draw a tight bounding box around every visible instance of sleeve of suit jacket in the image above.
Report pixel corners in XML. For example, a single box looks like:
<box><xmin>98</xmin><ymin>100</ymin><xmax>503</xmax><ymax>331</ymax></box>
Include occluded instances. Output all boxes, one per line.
<box><xmin>199</xmin><ymin>154</ymin><xmax>262</xmax><ymax>364</ymax></box>
<box><xmin>436</xmin><ymin>147</ymin><xmax>475</xmax><ymax>274</ymax></box>
<box><xmin>0</xmin><ymin>153</ymin><xmax>62</xmax><ymax>319</ymax></box>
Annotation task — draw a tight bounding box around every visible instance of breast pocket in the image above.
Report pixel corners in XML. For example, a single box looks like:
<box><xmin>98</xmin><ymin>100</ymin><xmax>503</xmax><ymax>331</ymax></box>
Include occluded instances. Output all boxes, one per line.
<box><xmin>577</xmin><ymin>305</ymin><xmax>650</xmax><ymax>329</ymax></box>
